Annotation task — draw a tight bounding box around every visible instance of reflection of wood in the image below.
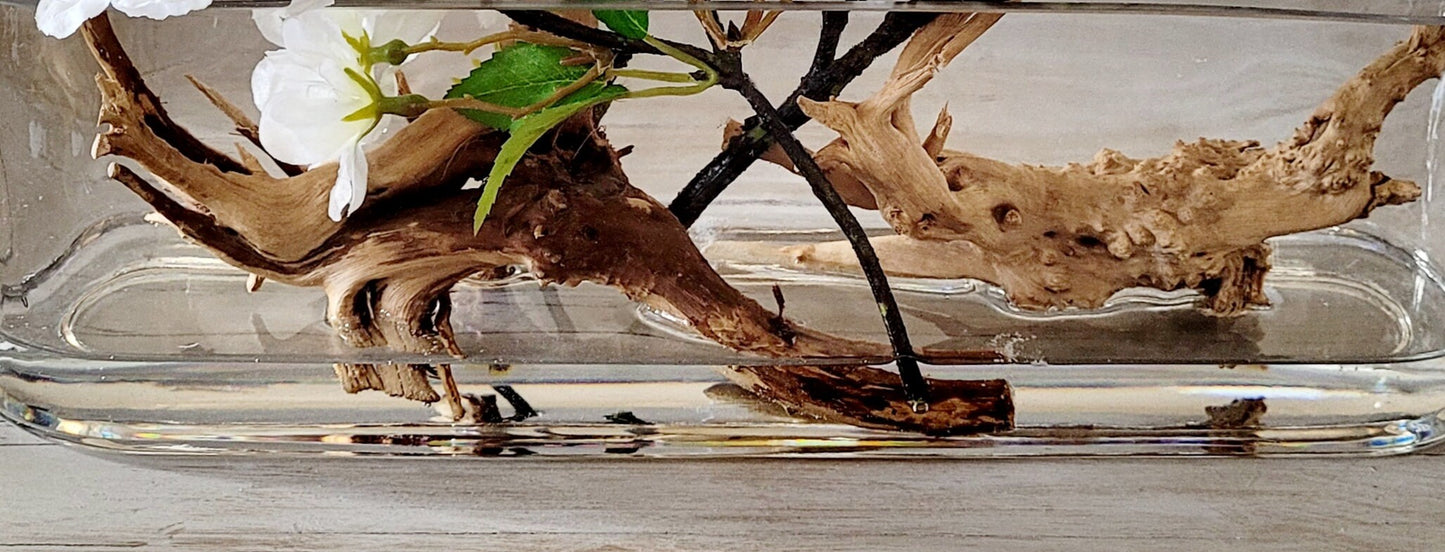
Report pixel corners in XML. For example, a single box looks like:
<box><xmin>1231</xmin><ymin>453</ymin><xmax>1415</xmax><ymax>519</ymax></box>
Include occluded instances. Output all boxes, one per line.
<box><xmin>333</xmin><ymin>363</ymin><xmax>439</xmax><ymax>404</ymax></box>
<box><xmin>735</xmin><ymin>14</ymin><xmax>1443</xmax><ymax>314</ymax></box>
<box><xmin>79</xmin><ymin>13</ymin><xmax>1013</xmax><ymax>435</ymax></box>
<box><xmin>728</xmin><ymin>365</ymin><xmax>1011</xmax><ymax>435</ymax></box>
<box><xmin>1206</xmin><ymin>398</ymin><xmax>1267</xmax><ymax>430</ymax></box>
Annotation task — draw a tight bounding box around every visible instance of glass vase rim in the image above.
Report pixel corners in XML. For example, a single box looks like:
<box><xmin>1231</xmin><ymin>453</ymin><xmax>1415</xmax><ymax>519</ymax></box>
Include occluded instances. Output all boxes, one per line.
<box><xmin>5</xmin><ymin>0</ymin><xmax>1445</xmax><ymax>25</ymax></box>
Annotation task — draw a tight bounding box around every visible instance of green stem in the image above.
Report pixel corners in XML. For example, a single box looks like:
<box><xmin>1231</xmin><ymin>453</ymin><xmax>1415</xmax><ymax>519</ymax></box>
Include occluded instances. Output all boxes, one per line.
<box><xmin>621</xmin><ymin>80</ymin><xmax>715</xmax><ymax>100</ymax></box>
<box><xmin>377</xmin><ymin>94</ymin><xmax>526</xmax><ymax>119</ymax></box>
<box><xmin>373</xmin><ymin>30</ymin><xmax>592</xmax><ymax>66</ymax></box>
<box><xmin>617</xmin><ymin>35</ymin><xmax>719</xmax><ymax>100</ymax></box>
<box><xmin>402</xmin><ymin>31</ymin><xmax>522</xmax><ymax>56</ymax></box>
<box><xmin>608</xmin><ymin>68</ymin><xmax>699</xmax><ymax>83</ymax></box>
<box><xmin>645</xmin><ymin>35</ymin><xmax>714</xmax><ymax>75</ymax></box>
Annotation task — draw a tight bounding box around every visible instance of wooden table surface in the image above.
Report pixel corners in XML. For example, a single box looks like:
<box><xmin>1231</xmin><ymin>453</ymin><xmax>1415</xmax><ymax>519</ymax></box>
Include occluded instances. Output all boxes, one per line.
<box><xmin>2</xmin><ymin>419</ymin><xmax>1442</xmax><ymax>551</ymax></box>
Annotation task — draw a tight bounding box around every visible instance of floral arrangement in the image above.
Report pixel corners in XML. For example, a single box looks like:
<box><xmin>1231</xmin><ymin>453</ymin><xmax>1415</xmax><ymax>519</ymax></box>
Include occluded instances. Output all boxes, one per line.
<box><xmin>41</xmin><ymin>0</ymin><xmax>716</xmax><ymax>225</ymax></box>
<box><xmin>31</xmin><ymin>0</ymin><xmax>1445</xmax><ymax>434</ymax></box>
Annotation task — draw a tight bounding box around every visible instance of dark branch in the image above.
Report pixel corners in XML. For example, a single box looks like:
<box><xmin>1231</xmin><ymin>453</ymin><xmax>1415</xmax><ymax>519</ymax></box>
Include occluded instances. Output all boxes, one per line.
<box><xmin>499</xmin><ymin>10</ymin><xmax>716</xmax><ymax>65</ymax></box>
<box><xmin>668</xmin><ymin>12</ymin><xmax>938</xmax><ymax>226</ymax></box>
<box><xmin>733</xmin><ymin>74</ymin><xmax>932</xmax><ymax>409</ymax></box>
<box><xmin>813</xmin><ymin>11</ymin><xmax>850</xmax><ymax>71</ymax></box>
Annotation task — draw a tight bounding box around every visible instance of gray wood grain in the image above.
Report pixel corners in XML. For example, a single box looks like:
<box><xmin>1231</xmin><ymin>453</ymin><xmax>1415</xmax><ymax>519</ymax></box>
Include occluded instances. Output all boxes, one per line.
<box><xmin>1</xmin><ymin>421</ymin><xmax>1441</xmax><ymax>552</ymax></box>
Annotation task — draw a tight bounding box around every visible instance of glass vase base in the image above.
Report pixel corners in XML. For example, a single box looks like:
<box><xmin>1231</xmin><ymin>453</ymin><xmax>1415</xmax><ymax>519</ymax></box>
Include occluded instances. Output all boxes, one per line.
<box><xmin>3</xmin><ymin>363</ymin><xmax>1443</xmax><ymax>457</ymax></box>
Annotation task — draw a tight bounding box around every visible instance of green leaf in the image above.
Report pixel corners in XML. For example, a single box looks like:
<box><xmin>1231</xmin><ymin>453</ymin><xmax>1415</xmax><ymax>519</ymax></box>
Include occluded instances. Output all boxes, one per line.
<box><xmin>474</xmin><ymin>86</ymin><xmax>628</xmax><ymax>232</ymax></box>
<box><xmin>594</xmin><ymin>9</ymin><xmax>649</xmax><ymax>40</ymax></box>
<box><xmin>446</xmin><ymin>42</ymin><xmax>617</xmax><ymax>129</ymax></box>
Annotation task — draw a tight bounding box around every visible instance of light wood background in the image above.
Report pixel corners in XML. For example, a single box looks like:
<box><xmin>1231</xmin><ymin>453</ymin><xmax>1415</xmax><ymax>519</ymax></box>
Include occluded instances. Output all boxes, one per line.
<box><xmin>3</xmin><ymin>420</ymin><xmax>1443</xmax><ymax>551</ymax></box>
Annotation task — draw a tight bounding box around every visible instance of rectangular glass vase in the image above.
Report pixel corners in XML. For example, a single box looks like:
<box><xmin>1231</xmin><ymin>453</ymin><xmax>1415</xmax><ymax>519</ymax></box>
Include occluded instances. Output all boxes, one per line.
<box><xmin>3</xmin><ymin>0</ymin><xmax>1445</xmax><ymax>456</ymax></box>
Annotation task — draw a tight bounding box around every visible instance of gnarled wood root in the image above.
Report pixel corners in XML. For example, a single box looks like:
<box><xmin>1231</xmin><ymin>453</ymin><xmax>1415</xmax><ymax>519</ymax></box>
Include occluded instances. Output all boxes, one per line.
<box><xmin>79</xmin><ymin>14</ymin><xmax>1011</xmax><ymax>434</ymax></box>
<box><xmin>720</xmin><ymin>15</ymin><xmax>1443</xmax><ymax>315</ymax></box>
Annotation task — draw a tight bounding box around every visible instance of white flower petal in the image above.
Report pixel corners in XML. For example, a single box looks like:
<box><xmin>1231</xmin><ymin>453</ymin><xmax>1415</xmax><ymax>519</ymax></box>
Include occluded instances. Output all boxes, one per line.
<box><xmin>279</xmin><ymin>11</ymin><xmax>356</xmax><ymax>61</ymax></box>
<box><xmin>257</xmin><ymin>111</ymin><xmax>313</xmax><ymax>166</ymax></box>
<box><xmin>252</xmin><ymin>11</ymin><xmax>284</xmax><ymax>45</ymax></box>
<box><xmin>253</xmin><ymin>0</ymin><xmax>335</xmax><ymax>46</ymax></box>
<box><xmin>260</xmin><ymin>100</ymin><xmax>375</xmax><ymax>166</ymax></box>
<box><xmin>253</xmin><ymin>49</ymin><xmax>365</xmax><ymax>114</ymax></box>
<box><xmin>285</xmin><ymin>0</ymin><xmax>335</xmax><ymax>16</ymax></box>
<box><xmin>366</xmin><ymin>11</ymin><xmax>444</xmax><ymax>45</ymax></box>
<box><xmin>255</xmin><ymin>53</ymin><xmax>377</xmax><ymax>166</ymax></box>
<box><xmin>111</xmin><ymin>0</ymin><xmax>210</xmax><ymax>20</ymax></box>
<box><xmin>328</xmin><ymin>141</ymin><xmax>369</xmax><ymax>221</ymax></box>
<box><xmin>475</xmin><ymin>9</ymin><xmax>507</xmax><ymax>31</ymax></box>
<box><xmin>249</xmin><ymin>3</ymin><xmax>405</xmax><ymax>222</ymax></box>
<box><xmin>270</xmin><ymin>8</ymin><xmax>444</xmax><ymax>61</ymax></box>
<box><xmin>35</xmin><ymin>0</ymin><xmax>111</xmax><ymax>39</ymax></box>
<box><xmin>249</xmin><ymin>51</ymin><xmax>291</xmax><ymax>111</ymax></box>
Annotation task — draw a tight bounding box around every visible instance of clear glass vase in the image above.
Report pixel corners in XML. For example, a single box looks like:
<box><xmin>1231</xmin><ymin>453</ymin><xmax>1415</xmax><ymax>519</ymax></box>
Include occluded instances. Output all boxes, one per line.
<box><xmin>3</xmin><ymin>0</ymin><xmax>1445</xmax><ymax>456</ymax></box>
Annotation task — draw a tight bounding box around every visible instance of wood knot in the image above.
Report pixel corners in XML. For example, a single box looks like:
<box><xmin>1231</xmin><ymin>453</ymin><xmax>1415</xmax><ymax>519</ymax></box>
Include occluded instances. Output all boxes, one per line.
<box><xmin>1043</xmin><ymin>273</ymin><xmax>1071</xmax><ymax>293</ymax></box>
<box><xmin>1038</xmin><ymin>249</ymin><xmax>1060</xmax><ymax>266</ymax></box>
<box><xmin>1074</xmin><ymin>235</ymin><xmax>1105</xmax><ymax>250</ymax></box>
<box><xmin>991</xmin><ymin>203</ymin><xmax>1021</xmax><ymax>229</ymax></box>
<box><xmin>918</xmin><ymin>213</ymin><xmax>937</xmax><ymax>231</ymax></box>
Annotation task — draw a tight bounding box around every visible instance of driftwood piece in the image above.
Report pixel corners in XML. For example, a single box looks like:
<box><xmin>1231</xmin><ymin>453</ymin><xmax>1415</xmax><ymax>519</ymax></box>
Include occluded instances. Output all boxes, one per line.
<box><xmin>84</xmin><ymin>14</ymin><xmax>882</xmax><ymax>359</ymax></box>
<box><xmin>79</xmin><ymin>14</ymin><xmax>1013</xmax><ymax>434</ymax></box>
<box><xmin>721</xmin><ymin>15</ymin><xmax>1444</xmax><ymax>314</ymax></box>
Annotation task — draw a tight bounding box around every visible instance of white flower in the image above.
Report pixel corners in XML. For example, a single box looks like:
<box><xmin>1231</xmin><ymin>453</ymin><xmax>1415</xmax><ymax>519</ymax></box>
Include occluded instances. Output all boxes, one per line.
<box><xmin>252</xmin><ymin>0</ymin><xmax>334</xmax><ymax>45</ymax></box>
<box><xmin>36</xmin><ymin>0</ymin><xmax>210</xmax><ymax>39</ymax></box>
<box><xmin>251</xmin><ymin>9</ymin><xmax>442</xmax><ymax>221</ymax></box>
<box><xmin>257</xmin><ymin>4</ymin><xmax>506</xmax><ymax>99</ymax></box>
<box><xmin>253</xmin><ymin>4</ymin><xmax>444</xmax><ymax>54</ymax></box>
<box><xmin>253</xmin><ymin>50</ymin><xmax>380</xmax><ymax>221</ymax></box>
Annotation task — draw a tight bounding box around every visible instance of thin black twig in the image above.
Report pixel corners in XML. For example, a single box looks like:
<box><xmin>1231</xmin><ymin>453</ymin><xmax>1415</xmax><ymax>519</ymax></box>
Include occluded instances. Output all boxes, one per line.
<box><xmin>493</xmin><ymin>385</ymin><xmax>540</xmax><ymax>421</ymax></box>
<box><xmin>732</xmin><ymin>75</ymin><xmax>931</xmax><ymax>410</ymax></box>
<box><xmin>668</xmin><ymin>12</ymin><xmax>938</xmax><ymax>227</ymax></box>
